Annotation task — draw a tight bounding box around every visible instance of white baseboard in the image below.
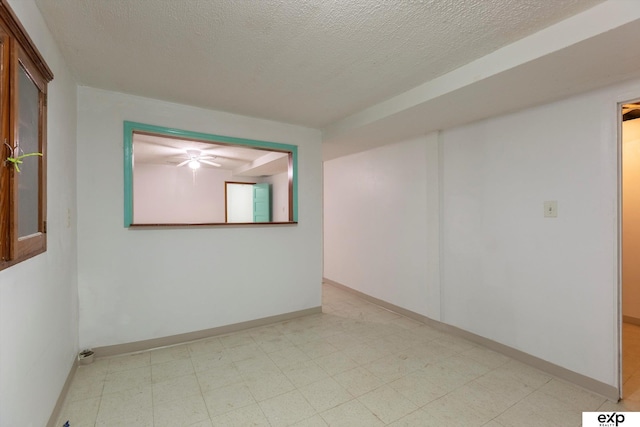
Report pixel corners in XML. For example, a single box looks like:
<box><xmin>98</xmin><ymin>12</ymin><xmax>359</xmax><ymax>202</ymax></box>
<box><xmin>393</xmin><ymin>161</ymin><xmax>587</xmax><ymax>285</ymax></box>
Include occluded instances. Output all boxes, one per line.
<box><xmin>323</xmin><ymin>278</ymin><xmax>619</xmax><ymax>402</ymax></box>
<box><xmin>93</xmin><ymin>306</ymin><xmax>322</xmax><ymax>358</ymax></box>
<box><xmin>47</xmin><ymin>354</ymin><xmax>78</xmax><ymax>427</ymax></box>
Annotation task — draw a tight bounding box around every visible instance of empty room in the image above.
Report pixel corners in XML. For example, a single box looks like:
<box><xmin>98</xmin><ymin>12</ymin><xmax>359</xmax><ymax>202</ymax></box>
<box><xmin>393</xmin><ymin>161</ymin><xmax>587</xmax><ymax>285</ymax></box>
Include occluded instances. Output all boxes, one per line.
<box><xmin>2</xmin><ymin>0</ymin><xmax>640</xmax><ymax>426</ymax></box>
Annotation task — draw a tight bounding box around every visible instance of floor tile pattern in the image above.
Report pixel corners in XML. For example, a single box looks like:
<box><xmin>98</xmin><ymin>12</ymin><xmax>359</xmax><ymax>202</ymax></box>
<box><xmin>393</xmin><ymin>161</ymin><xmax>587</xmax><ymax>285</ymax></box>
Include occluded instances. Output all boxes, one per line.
<box><xmin>623</xmin><ymin>322</ymin><xmax>640</xmax><ymax>402</ymax></box>
<box><xmin>57</xmin><ymin>283</ymin><xmax>633</xmax><ymax>426</ymax></box>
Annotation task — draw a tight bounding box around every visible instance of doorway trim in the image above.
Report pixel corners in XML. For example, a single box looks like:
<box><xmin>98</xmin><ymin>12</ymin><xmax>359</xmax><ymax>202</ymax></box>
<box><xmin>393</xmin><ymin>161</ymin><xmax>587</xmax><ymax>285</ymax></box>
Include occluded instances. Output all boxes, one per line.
<box><xmin>618</xmin><ymin>95</ymin><xmax>640</xmax><ymax>400</ymax></box>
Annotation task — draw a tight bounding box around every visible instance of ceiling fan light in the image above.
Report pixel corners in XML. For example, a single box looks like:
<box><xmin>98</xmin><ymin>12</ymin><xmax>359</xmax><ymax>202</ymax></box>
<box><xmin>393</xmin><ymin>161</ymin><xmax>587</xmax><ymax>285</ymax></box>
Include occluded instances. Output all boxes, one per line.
<box><xmin>188</xmin><ymin>159</ymin><xmax>201</xmax><ymax>169</ymax></box>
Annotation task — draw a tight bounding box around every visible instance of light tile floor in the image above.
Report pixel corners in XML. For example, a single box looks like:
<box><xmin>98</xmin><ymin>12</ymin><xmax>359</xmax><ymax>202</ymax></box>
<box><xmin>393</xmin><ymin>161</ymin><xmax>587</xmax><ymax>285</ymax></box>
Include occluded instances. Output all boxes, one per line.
<box><xmin>623</xmin><ymin>322</ymin><xmax>640</xmax><ymax>401</ymax></box>
<box><xmin>57</xmin><ymin>284</ymin><xmax>638</xmax><ymax>426</ymax></box>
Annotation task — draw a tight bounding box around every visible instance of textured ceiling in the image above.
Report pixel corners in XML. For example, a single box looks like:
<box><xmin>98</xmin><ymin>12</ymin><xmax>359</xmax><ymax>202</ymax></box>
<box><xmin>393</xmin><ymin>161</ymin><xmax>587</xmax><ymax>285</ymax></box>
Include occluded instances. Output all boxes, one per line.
<box><xmin>133</xmin><ymin>133</ymin><xmax>288</xmax><ymax>176</ymax></box>
<box><xmin>35</xmin><ymin>0</ymin><xmax>604</xmax><ymax>129</ymax></box>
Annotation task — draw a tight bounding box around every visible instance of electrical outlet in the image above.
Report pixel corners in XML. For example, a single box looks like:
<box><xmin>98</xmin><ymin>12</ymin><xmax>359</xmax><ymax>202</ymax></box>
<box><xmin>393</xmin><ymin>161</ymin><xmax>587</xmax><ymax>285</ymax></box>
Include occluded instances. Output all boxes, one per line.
<box><xmin>544</xmin><ymin>201</ymin><xmax>557</xmax><ymax>218</ymax></box>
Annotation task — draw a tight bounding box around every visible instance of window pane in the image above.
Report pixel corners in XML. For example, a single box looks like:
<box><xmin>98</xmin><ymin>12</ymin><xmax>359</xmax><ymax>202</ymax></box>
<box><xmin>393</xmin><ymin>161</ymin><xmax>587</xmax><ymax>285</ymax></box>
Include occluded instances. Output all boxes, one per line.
<box><xmin>17</xmin><ymin>65</ymin><xmax>40</xmax><ymax>238</ymax></box>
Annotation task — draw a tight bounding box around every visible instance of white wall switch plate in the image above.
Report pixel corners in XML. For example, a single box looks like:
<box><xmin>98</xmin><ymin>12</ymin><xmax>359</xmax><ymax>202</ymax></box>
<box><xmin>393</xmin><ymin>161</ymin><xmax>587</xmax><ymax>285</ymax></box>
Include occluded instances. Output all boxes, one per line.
<box><xmin>544</xmin><ymin>201</ymin><xmax>557</xmax><ymax>218</ymax></box>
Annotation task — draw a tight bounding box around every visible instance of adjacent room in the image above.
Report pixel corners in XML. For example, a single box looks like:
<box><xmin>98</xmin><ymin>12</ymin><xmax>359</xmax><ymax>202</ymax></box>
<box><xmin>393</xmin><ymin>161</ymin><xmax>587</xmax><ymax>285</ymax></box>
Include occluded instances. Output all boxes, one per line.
<box><xmin>2</xmin><ymin>0</ymin><xmax>640</xmax><ymax>426</ymax></box>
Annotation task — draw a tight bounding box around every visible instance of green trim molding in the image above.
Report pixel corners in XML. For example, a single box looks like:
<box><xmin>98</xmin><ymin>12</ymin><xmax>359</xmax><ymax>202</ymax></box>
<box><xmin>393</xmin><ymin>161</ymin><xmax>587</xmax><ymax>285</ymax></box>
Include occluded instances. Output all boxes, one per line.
<box><xmin>123</xmin><ymin>121</ymin><xmax>298</xmax><ymax>227</ymax></box>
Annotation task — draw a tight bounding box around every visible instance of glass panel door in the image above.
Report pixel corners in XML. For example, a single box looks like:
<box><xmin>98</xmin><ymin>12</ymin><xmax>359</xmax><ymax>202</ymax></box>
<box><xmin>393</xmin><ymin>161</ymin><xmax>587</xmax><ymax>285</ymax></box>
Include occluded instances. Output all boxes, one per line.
<box><xmin>16</xmin><ymin>64</ymin><xmax>40</xmax><ymax>238</ymax></box>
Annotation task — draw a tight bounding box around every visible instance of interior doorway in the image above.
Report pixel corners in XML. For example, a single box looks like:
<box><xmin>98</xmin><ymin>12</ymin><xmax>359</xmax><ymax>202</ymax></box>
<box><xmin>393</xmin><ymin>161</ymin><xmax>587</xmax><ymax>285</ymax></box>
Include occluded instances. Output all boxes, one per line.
<box><xmin>225</xmin><ymin>181</ymin><xmax>256</xmax><ymax>222</ymax></box>
<box><xmin>621</xmin><ymin>101</ymin><xmax>640</xmax><ymax>401</ymax></box>
<box><xmin>224</xmin><ymin>181</ymin><xmax>272</xmax><ymax>223</ymax></box>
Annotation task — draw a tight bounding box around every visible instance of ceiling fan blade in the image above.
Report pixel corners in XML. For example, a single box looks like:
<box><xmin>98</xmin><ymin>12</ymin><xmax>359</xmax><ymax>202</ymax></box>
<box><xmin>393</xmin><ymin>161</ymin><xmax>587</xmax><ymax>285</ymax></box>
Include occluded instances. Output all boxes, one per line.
<box><xmin>176</xmin><ymin>159</ymin><xmax>190</xmax><ymax>167</ymax></box>
<box><xmin>200</xmin><ymin>159</ymin><xmax>221</xmax><ymax>167</ymax></box>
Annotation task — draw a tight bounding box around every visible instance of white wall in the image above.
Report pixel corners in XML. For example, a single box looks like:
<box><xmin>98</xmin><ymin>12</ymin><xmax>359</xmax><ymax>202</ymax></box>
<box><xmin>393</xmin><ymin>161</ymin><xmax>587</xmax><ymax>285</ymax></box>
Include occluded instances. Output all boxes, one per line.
<box><xmin>77</xmin><ymin>87</ymin><xmax>322</xmax><ymax>349</ymax></box>
<box><xmin>324</xmin><ymin>135</ymin><xmax>441</xmax><ymax>319</ymax></box>
<box><xmin>325</xmin><ymin>78</ymin><xmax>640</xmax><ymax>389</ymax></box>
<box><xmin>440</xmin><ymin>82</ymin><xmax>625</xmax><ymax>387</ymax></box>
<box><xmin>133</xmin><ymin>163</ymin><xmax>253</xmax><ymax>224</ymax></box>
<box><xmin>266</xmin><ymin>171</ymin><xmax>290</xmax><ymax>222</ymax></box>
<box><xmin>623</xmin><ymin>118</ymin><xmax>640</xmax><ymax>320</ymax></box>
<box><xmin>0</xmin><ymin>1</ymin><xmax>78</xmax><ymax>426</ymax></box>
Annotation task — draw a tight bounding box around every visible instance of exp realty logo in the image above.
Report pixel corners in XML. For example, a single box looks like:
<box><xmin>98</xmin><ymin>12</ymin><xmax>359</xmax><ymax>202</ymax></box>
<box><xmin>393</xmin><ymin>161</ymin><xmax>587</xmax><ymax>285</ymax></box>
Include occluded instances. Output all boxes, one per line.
<box><xmin>583</xmin><ymin>412</ymin><xmax>638</xmax><ymax>427</ymax></box>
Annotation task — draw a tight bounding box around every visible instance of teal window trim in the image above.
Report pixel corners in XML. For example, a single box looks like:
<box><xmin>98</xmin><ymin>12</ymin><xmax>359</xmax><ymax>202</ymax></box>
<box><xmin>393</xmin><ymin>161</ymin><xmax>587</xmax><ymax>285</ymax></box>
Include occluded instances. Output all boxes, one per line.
<box><xmin>123</xmin><ymin>121</ymin><xmax>298</xmax><ymax>227</ymax></box>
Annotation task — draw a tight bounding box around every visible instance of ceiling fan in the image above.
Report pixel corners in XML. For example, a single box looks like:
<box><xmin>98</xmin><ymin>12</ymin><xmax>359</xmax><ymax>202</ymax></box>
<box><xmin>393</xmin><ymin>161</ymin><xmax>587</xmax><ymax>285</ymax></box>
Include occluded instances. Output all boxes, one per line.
<box><xmin>176</xmin><ymin>149</ymin><xmax>221</xmax><ymax>169</ymax></box>
<box><xmin>623</xmin><ymin>103</ymin><xmax>640</xmax><ymax>122</ymax></box>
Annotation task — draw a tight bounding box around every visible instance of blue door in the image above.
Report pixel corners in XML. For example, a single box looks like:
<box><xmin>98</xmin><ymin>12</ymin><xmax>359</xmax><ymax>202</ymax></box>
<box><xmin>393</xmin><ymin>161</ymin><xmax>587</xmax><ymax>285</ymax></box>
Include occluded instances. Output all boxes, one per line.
<box><xmin>253</xmin><ymin>183</ymin><xmax>271</xmax><ymax>222</ymax></box>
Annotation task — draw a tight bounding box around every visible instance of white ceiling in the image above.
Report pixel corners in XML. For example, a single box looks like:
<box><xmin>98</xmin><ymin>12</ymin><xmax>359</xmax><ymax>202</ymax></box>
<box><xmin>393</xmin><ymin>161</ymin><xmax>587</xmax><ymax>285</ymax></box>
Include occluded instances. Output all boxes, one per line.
<box><xmin>133</xmin><ymin>133</ymin><xmax>289</xmax><ymax>177</ymax></box>
<box><xmin>34</xmin><ymin>0</ymin><xmax>640</xmax><ymax>159</ymax></box>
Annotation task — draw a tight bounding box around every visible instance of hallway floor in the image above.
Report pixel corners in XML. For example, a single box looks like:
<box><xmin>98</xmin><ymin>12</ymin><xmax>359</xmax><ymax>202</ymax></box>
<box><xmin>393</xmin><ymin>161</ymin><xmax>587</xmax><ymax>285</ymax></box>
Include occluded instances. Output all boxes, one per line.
<box><xmin>623</xmin><ymin>322</ymin><xmax>640</xmax><ymax>401</ymax></box>
<box><xmin>57</xmin><ymin>283</ymin><xmax>637</xmax><ymax>426</ymax></box>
